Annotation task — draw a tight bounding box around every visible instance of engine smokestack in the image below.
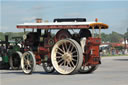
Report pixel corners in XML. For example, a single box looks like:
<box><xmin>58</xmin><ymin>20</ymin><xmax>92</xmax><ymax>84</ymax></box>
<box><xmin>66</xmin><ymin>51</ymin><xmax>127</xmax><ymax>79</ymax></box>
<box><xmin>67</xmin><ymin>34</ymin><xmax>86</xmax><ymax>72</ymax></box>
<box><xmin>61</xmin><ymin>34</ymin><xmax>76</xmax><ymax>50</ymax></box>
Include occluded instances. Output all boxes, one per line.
<box><xmin>36</xmin><ymin>18</ymin><xmax>42</xmax><ymax>36</ymax></box>
<box><xmin>36</xmin><ymin>18</ymin><xmax>42</xmax><ymax>23</ymax></box>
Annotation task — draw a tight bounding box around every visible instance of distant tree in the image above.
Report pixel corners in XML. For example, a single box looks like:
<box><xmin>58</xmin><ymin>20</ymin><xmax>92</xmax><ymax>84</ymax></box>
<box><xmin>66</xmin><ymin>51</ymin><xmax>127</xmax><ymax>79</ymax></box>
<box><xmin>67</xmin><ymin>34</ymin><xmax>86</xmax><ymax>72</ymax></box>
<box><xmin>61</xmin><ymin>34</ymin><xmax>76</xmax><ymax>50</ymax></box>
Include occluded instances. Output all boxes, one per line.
<box><xmin>101</xmin><ymin>32</ymin><xmax>123</xmax><ymax>43</ymax></box>
<box><xmin>101</xmin><ymin>33</ymin><xmax>110</xmax><ymax>42</ymax></box>
<box><xmin>108</xmin><ymin>32</ymin><xmax>123</xmax><ymax>43</ymax></box>
<box><xmin>124</xmin><ymin>32</ymin><xmax>128</xmax><ymax>39</ymax></box>
<box><xmin>0</xmin><ymin>31</ymin><xmax>125</xmax><ymax>43</ymax></box>
<box><xmin>0</xmin><ymin>32</ymin><xmax>5</xmax><ymax>41</ymax></box>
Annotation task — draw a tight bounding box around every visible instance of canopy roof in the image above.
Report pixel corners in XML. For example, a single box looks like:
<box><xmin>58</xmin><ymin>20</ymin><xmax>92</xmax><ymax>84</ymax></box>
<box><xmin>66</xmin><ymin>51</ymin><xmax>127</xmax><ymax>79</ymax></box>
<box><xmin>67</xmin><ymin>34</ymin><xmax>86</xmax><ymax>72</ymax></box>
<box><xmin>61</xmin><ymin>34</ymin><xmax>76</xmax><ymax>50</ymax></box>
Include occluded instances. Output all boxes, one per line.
<box><xmin>17</xmin><ymin>22</ymin><xmax>108</xmax><ymax>29</ymax></box>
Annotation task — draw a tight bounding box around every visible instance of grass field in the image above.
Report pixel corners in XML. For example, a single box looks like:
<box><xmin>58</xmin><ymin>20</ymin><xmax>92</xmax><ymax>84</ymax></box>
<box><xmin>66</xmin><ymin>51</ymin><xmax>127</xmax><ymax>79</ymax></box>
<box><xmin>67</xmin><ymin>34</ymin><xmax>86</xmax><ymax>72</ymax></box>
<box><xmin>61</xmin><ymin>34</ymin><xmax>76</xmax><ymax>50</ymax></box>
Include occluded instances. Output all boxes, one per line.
<box><xmin>101</xmin><ymin>54</ymin><xmax>128</xmax><ymax>57</ymax></box>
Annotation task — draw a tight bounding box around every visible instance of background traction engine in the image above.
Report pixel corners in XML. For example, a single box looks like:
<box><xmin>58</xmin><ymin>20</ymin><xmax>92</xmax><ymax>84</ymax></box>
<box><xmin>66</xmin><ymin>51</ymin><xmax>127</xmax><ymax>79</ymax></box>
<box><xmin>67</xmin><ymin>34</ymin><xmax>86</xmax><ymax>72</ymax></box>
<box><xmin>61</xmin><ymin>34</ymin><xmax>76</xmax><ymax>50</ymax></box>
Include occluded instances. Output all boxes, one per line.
<box><xmin>0</xmin><ymin>36</ymin><xmax>23</xmax><ymax>70</ymax></box>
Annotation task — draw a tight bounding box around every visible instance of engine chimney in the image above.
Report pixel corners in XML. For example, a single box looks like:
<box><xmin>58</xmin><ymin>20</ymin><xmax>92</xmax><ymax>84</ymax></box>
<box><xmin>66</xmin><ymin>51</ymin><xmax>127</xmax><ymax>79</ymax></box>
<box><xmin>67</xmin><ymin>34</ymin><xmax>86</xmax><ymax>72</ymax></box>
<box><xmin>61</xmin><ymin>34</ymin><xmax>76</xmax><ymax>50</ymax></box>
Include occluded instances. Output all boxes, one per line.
<box><xmin>36</xmin><ymin>18</ymin><xmax>42</xmax><ymax>36</ymax></box>
<box><xmin>36</xmin><ymin>18</ymin><xmax>42</xmax><ymax>23</ymax></box>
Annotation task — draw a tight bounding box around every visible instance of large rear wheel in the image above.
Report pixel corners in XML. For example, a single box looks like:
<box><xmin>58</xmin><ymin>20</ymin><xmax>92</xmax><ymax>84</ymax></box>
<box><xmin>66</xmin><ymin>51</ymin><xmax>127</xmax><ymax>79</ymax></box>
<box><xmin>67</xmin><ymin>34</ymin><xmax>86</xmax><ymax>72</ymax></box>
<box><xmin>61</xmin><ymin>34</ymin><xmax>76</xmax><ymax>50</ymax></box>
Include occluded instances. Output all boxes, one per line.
<box><xmin>21</xmin><ymin>51</ymin><xmax>36</xmax><ymax>74</ymax></box>
<box><xmin>51</xmin><ymin>39</ymin><xmax>83</xmax><ymax>75</ymax></box>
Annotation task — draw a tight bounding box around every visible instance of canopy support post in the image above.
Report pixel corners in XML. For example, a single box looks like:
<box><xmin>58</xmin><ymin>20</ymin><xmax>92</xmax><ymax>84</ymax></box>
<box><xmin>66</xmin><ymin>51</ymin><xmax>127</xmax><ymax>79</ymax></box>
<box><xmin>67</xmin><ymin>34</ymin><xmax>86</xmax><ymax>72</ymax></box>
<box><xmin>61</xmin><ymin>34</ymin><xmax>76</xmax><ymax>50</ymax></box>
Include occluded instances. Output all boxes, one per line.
<box><xmin>92</xmin><ymin>27</ymin><xmax>94</xmax><ymax>37</ymax></box>
<box><xmin>99</xmin><ymin>26</ymin><xmax>101</xmax><ymax>38</ymax></box>
<box><xmin>24</xmin><ymin>29</ymin><xmax>26</xmax><ymax>34</ymax></box>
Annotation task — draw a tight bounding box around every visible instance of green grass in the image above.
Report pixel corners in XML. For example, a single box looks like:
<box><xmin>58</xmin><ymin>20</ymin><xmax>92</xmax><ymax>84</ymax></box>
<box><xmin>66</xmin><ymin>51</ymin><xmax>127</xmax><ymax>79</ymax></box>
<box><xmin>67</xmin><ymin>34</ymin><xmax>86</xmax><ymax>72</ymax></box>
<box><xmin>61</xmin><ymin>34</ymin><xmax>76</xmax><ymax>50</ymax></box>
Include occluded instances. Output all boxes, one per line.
<box><xmin>101</xmin><ymin>54</ymin><xmax>128</xmax><ymax>57</ymax></box>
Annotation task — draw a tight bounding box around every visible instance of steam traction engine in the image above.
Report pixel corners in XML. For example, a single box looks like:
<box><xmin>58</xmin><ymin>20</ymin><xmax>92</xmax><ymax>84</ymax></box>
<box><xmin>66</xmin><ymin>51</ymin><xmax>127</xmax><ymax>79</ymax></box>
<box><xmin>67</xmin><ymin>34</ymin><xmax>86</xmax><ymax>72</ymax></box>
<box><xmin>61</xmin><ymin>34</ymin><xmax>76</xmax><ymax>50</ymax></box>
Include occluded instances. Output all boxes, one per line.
<box><xmin>16</xmin><ymin>18</ymin><xmax>108</xmax><ymax>74</ymax></box>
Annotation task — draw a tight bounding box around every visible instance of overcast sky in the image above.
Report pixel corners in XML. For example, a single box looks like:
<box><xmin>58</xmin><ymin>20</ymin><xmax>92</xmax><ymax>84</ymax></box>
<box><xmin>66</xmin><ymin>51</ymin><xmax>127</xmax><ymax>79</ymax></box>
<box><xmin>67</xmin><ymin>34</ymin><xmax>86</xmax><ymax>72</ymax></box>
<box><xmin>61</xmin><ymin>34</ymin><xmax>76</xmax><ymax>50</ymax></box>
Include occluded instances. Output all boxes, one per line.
<box><xmin>0</xmin><ymin>0</ymin><xmax>128</xmax><ymax>34</ymax></box>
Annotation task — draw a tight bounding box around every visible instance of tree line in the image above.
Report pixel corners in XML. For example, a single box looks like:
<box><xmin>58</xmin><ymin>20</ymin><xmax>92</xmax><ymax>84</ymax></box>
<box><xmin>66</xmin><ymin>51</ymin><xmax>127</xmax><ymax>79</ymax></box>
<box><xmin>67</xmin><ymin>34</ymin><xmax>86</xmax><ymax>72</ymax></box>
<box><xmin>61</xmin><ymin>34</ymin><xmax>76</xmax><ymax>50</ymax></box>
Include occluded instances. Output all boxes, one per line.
<box><xmin>101</xmin><ymin>31</ymin><xmax>128</xmax><ymax>43</ymax></box>
<box><xmin>0</xmin><ymin>31</ymin><xmax>128</xmax><ymax>43</ymax></box>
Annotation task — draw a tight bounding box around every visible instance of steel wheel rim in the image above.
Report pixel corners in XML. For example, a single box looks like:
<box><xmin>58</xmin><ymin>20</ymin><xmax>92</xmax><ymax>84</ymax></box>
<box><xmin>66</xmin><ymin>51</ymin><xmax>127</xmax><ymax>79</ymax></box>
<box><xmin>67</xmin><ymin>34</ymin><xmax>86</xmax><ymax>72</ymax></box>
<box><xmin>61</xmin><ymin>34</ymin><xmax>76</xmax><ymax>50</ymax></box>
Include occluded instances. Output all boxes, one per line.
<box><xmin>51</xmin><ymin>39</ymin><xmax>82</xmax><ymax>74</ymax></box>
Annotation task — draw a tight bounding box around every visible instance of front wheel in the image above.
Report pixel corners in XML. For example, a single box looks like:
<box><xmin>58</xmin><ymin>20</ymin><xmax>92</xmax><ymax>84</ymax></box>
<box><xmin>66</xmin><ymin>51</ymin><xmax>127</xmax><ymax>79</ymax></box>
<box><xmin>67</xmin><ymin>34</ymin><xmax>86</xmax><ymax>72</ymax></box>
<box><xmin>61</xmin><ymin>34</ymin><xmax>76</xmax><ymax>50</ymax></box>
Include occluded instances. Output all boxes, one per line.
<box><xmin>21</xmin><ymin>51</ymin><xmax>36</xmax><ymax>74</ymax></box>
<box><xmin>79</xmin><ymin>65</ymin><xmax>98</xmax><ymax>73</ymax></box>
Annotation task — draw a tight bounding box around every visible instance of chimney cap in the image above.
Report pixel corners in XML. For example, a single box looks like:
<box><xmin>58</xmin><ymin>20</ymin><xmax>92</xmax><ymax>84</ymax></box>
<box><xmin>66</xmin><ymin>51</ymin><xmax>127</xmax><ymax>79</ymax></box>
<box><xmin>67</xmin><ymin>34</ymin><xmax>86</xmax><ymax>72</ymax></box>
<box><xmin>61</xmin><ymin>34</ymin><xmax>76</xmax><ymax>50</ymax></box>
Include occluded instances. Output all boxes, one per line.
<box><xmin>36</xmin><ymin>18</ymin><xmax>42</xmax><ymax>23</ymax></box>
<box><xmin>36</xmin><ymin>18</ymin><xmax>42</xmax><ymax>20</ymax></box>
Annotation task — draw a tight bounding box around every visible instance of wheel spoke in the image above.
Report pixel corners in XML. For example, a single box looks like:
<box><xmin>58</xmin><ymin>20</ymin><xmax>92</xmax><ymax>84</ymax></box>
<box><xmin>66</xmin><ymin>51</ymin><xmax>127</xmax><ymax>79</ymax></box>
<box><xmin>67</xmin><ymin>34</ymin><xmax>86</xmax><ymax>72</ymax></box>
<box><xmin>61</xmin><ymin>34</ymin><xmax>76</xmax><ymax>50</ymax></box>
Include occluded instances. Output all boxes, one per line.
<box><xmin>26</xmin><ymin>64</ymin><xmax>29</xmax><ymax>70</ymax></box>
<box><xmin>60</xmin><ymin>61</ymin><xmax>65</xmax><ymax>66</ymax></box>
<box><xmin>58</xmin><ymin>58</ymin><xmax>63</xmax><ymax>63</ymax></box>
<box><xmin>70</xmin><ymin>45</ymin><xmax>74</xmax><ymax>52</ymax></box>
<box><xmin>29</xmin><ymin>61</ymin><xmax>33</xmax><ymax>66</ymax></box>
<box><xmin>72</xmin><ymin>58</ymin><xmax>77</xmax><ymax>62</ymax></box>
<box><xmin>24</xmin><ymin>59</ymin><xmax>27</xmax><ymax>64</ymax></box>
<box><xmin>56</xmin><ymin>56</ymin><xmax>62</xmax><ymax>58</ymax></box>
<box><xmin>62</xmin><ymin>44</ymin><xmax>65</xmax><ymax>53</ymax></box>
<box><xmin>57</xmin><ymin>47</ymin><xmax>64</xmax><ymax>53</ymax></box>
<box><xmin>64</xmin><ymin>60</ymin><xmax>67</xmax><ymax>67</ymax></box>
<box><xmin>24</xmin><ymin>64</ymin><xmax>27</xmax><ymax>68</ymax></box>
<box><xmin>67</xmin><ymin>43</ymin><xmax>71</xmax><ymax>51</ymax></box>
<box><xmin>72</xmin><ymin>55</ymin><xmax>78</xmax><ymax>57</ymax></box>
<box><xmin>71</xmin><ymin>61</ymin><xmax>75</xmax><ymax>67</ymax></box>
<box><xmin>28</xmin><ymin>55</ymin><xmax>32</xmax><ymax>60</ymax></box>
<box><xmin>26</xmin><ymin>54</ymin><xmax>29</xmax><ymax>60</ymax></box>
<box><xmin>72</xmin><ymin>51</ymin><xmax>77</xmax><ymax>54</ymax></box>
<box><xmin>24</xmin><ymin>56</ymin><xmax>27</xmax><ymax>61</ymax></box>
<box><xmin>64</xmin><ymin>42</ymin><xmax>68</xmax><ymax>51</ymax></box>
<box><xmin>67</xmin><ymin>61</ymin><xmax>71</xmax><ymax>67</ymax></box>
<box><xmin>28</xmin><ymin>64</ymin><xmax>31</xmax><ymax>68</ymax></box>
<box><xmin>57</xmin><ymin>51</ymin><xmax>63</xmax><ymax>56</ymax></box>
<box><xmin>65</xmin><ymin>62</ymin><xmax>70</xmax><ymax>72</ymax></box>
